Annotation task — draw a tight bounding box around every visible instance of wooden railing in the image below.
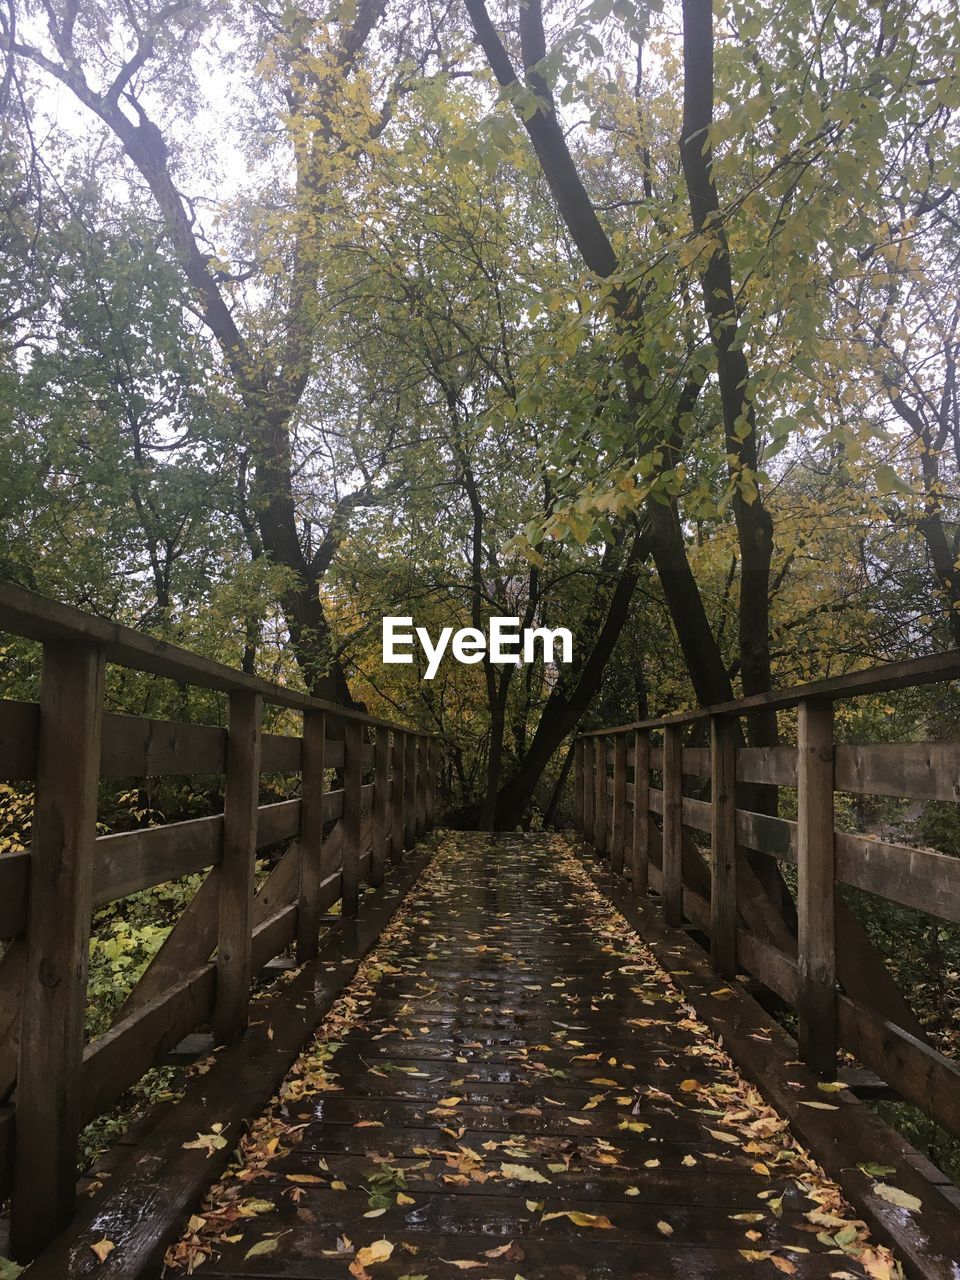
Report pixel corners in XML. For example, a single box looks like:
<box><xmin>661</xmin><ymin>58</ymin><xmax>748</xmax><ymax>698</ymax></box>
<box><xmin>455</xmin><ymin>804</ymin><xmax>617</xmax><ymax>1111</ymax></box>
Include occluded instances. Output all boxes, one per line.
<box><xmin>574</xmin><ymin>654</ymin><xmax>960</xmax><ymax>1144</ymax></box>
<box><xmin>0</xmin><ymin>582</ymin><xmax>439</xmax><ymax>1259</ymax></box>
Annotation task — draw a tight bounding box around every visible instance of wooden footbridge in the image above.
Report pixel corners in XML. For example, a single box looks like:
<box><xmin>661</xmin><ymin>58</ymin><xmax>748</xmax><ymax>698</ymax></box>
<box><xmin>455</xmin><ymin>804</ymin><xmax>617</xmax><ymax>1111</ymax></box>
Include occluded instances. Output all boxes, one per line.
<box><xmin>0</xmin><ymin>583</ymin><xmax>958</xmax><ymax>1279</ymax></box>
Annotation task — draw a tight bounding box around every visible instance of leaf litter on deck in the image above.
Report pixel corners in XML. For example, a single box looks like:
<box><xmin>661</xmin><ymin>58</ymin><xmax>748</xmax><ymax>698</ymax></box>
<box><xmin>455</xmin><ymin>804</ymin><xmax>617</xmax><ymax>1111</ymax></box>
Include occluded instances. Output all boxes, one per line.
<box><xmin>162</xmin><ymin>832</ymin><xmax>904</xmax><ymax>1280</ymax></box>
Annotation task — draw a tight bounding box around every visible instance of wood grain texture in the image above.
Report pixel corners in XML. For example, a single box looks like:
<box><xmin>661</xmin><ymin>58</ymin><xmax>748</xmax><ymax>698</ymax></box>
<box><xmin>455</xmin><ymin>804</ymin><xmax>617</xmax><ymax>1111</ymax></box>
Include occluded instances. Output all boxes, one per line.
<box><xmin>390</xmin><ymin>731</ymin><xmax>405</xmax><ymax>864</ymax></box>
<box><xmin>796</xmin><ymin>698</ymin><xmax>837</xmax><ymax>1077</ymax></box>
<box><xmin>297</xmin><ymin>709</ymin><xmax>326</xmax><ymax>963</ymax></box>
<box><xmin>341</xmin><ymin>719</ymin><xmax>364</xmax><ymax>917</ymax></box>
<box><xmin>610</xmin><ymin>733</ymin><xmax>627</xmax><ymax>875</ymax></box>
<box><xmin>631</xmin><ymin>730</ymin><xmax>650</xmax><ymax>897</ymax></box>
<box><xmin>12</xmin><ymin>641</ymin><xmax>105</xmax><ymax>1261</ymax></box>
<box><xmin>370</xmin><ymin>727</ymin><xmax>390</xmax><ymax>888</ymax></box>
<box><xmin>213</xmin><ymin>691</ymin><xmax>262</xmax><ymax>1045</ymax></box>
<box><xmin>661</xmin><ymin>724</ymin><xmax>683</xmax><ymax>928</ymax></box>
<box><xmin>710</xmin><ymin>714</ymin><xmax>737</xmax><ymax>979</ymax></box>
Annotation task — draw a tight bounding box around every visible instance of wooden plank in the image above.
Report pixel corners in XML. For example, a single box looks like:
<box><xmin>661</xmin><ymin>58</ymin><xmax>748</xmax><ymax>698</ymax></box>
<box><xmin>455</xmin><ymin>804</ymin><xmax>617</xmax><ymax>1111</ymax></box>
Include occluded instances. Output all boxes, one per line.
<box><xmin>297</xmin><ymin>709</ymin><xmax>325</xmax><ymax>963</ymax></box>
<box><xmin>0</xmin><ymin>852</ymin><xmax>29</xmax><ymax>937</ymax></box>
<box><xmin>0</xmin><ymin>582</ymin><xmax>418</xmax><ymax>734</ymax></box>
<box><xmin>582</xmin><ymin>738</ymin><xmax>595</xmax><ymax>842</ymax></box>
<box><xmin>682</xmin><ymin>746</ymin><xmax>709</xmax><ymax>776</ymax></box>
<box><xmin>341</xmin><ymin>718</ymin><xmax>363</xmax><ymax>916</ymax></box>
<box><xmin>260</xmin><ymin>732</ymin><xmax>302</xmax><ymax>774</ymax></box>
<box><xmin>425</xmin><ymin>737</ymin><xmax>438</xmax><ymax>830</ymax></box>
<box><xmin>662</xmin><ymin>724</ymin><xmax>683</xmax><ymax>927</ymax></box>
<box><xmin>100</xmin><ymin>714</ymin><xmax>225</xmax><ymax>777</ymax></box>
<box><xmin>573</xmin><ymin>739</ymin><xmax>584</xmax><ymax>831</ymax></box>
<box><xmin>93</xmin><ymin>816</ymin><xmax>221</xmax><ymax>907</ymax></box>
<box><xmin>837</xmin><ymin>996</ymin><xmax>960</xmax><ymax>1138</ymax></box>
<box><xmin>578</xmin><ymin>644</ymin><xmax>960</xmax><ymax>733</ymax></box>
<box><xmin>404</xmin><ymin>732</ymin><xmax>417</xmax><ymax>851</ymax></box>
<box><xmin>710</xmin><ymin>715</ymin><xmax>737</xmax><ymax>978</ymax></box>
<box><xmin>836</xmin><ymin>741</ymin><xmax>960</xmax><ymax>801</ymax></box>
<box><xmin>25</xmin><ymin>848</ymin><xmax>433</xmax><ymax>1280</ymax></box>
<box><xmin>213</xmin><ymin>691</ymin><xmax>261</xmax><ymax>1044</ymax></box>
<box><xmin>390</xmin><ymin>731</ymin><xmax>405</xmax><ymax>864</ymax></box>
<box><xmin>610</xmin><ymin>733</ymin><xmax>627</xmax><ymax>876</ymax></box>
<box><xmin>593</xmin><ymin>735</ymin><xmax>607</xmax><ymax>855</ymax></box>
<box><xmin>836</xmin><ymin>831</ymin><xmax>960</xmax><ymax>923</ymax></box>
<box><xmin>631</xmin><ymin>730</ymin><xmax>650</xmax><ymax>896</ymax></box>
<box><xmin>737</xmin><ymin>746</ymin><xmax>796</xmax><ymax>787</ymax></box>
<box><xmin>736</xmin><ymin>930</ymin><xmax>799</xmax><ymax>1004</ymax></box>
<box><xmin>796</xmin><ymin>698</ymin><xmax>837</xmax><ymax>1076</ymax></box>
<box><xmin>587</xmin><ymin>856</ymin><xmax>960</xmax><ymax>1280</ymax></box>
<box><xmin>0</xmin><ymin>941</ymin><xmax>26</xmax><ymax>1100</ymax></box>
<box><xmin>370</xmin><ymin>727</ymin><xmax>390</xmax><ymax>888</ymax></box>
<box><xmin>0</xmin><ymin>699</ymin><xmax>39</xmax><ymax>780</ymax></box>
<box><xmin>11</xmin><ymin>641</ymin><xmax>105</xmax><ymax>1262</ymax></box>
<box><xmin>415</xmin><ymin>736</ymin><xmax>427</xmax><ymax>838</ymax></box>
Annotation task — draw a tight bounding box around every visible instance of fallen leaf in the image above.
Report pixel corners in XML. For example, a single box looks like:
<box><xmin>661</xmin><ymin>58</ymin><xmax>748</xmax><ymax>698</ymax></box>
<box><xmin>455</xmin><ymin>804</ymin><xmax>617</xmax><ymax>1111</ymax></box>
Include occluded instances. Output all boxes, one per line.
<box><xmin>356</xmin><ymin>1240</ymin><xmax>394</xmax><ymax>1266</ymax></box>
<box><xmin>500</xmin><ymin>1163</ymin><xmax>550</xmax><ymax>1184</ymax></box>
<box><xmin>90</xmin><ymin>1240</ymin><xmax>115</xmax><ymax>1263</ymax></box>
<box><xmin>244</xmin><ymin>1239</ymin><xmax>279</xmax><ymax>1260</ymax></box>
<box><xmin>656</xmin><ymin>1220</ymin><xmax>673</xmax><ymax>1236</ymax></box>
<box><xmin>541</xmin><ymin>1210</ymin><xmax>614</xmax><ymax>1229</ymax></box>
<box><xmin>873</xmin><ymin>1183</ymin><xmax>921</xmax><ymax>1212</ymax></box>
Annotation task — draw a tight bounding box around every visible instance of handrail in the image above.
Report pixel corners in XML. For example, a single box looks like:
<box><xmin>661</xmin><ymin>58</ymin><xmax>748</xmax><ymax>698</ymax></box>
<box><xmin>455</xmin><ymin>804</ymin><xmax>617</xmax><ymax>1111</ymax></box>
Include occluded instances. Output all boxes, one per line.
<box><xmin>573</xmin><ymin>659</ymin><xmax>960</xmax><ymax>1152</ymax></box>
<box><xmin>0</xmin><ymin>583</ymin><xmax>440</xmax><ymax>1262</ymax></box>
<box><xmin>577</xmin><ymin>646</ymin><xmax>960</xmax><ymax>734</ymax></box>
<box><xmin>0</xmin><ymin>579</ymin><xmax>433</xmax><ymax>735</ymax></box>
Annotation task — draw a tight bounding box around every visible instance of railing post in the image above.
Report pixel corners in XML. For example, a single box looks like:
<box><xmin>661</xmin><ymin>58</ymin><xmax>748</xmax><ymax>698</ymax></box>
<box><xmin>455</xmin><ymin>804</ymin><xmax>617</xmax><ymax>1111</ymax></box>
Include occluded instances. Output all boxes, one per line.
<box><xmin>12</xmin><ymin>641</ymin><xmax>105</xmax><ymax>1261</ymax></box>
<box><xmin>370</xmin><ymin>726</ymin><xmax>390</xmax><ymax>888</ymax></box>
<box><xmin>416</xmin><ymin>736</ymin><xmax>427</xmax><ymax>836</ymax></box>
<box><xmin>662</xmin><ymin>723</ymin><xmax>683</xmax><ymax>927</ymax></box>
<box><xmin>391</xmin><ymin>729</ymin><xmax>406</xmax><ymax>862</ymax></box>
<box><xmin>573</xmin><ymin>739</ymin><xmax>584</xmax><ymax>832</ymax></box>
<box><xmin>710</xmin><ymin>714</ymin><xmax>738</xmax><ymax>978</ymax></box>
<box><xmin>214</xmin><ymin>689</ymin><xmax>261</xmax><ymax>1044</ymax></box>
<box><xmin>594</xmin><ymin>735</ymin><xmax>607</xmax><ymax>856</ymax></box>
<box><xmin>296</xmin><ymin>708</ymin><xmax>326</xmax><ymax>962</ymax></box>
<box><xmin>342</xmin><ymin>717</ymin><xmax>363</xmax><ymax>916</ymax></box>
<box><xmin>611</xmin><ymin>733</ymin><xmax>627</xmax><ymax>875</ymax></box>
<box><xmin>797</xmin><ymin>697</ymin><xmax>837</xmax><ymax>1076</ymax></box>
<box><xmin>425</xmin><ymin>737</ymin><xmax>437</xmax><ymax>830</ymax></box>
<box><xmin>632</xmin><ymin>729</ymin><xmax>649</xmax><ymax>896</ymax></box>
<box><xmin>582</xmin><ymin>738</ymin><xmax>595</xmax><ymax>843</ymax></box>
<box><xmin>404</xmin><ymin>731</ymin><xmax>417</xmax><ymax>850</ymax></box>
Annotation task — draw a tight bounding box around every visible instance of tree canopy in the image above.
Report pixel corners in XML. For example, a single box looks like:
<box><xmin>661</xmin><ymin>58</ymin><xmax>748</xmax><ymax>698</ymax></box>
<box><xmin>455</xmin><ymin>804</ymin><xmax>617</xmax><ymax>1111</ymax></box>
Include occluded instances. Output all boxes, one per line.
<box><xmin>1</xmin><ymin>0</ymin><xmax>959</xmax><ymax>822</ymax></box>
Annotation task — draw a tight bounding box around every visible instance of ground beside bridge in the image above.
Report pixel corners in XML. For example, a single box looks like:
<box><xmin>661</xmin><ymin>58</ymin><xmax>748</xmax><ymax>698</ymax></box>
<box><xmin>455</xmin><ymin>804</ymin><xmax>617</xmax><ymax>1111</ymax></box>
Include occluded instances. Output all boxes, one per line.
<box><xmin>159</xmin><ymin>832</ymin><xmax>900</xmax><ymax>1280</ymax></box>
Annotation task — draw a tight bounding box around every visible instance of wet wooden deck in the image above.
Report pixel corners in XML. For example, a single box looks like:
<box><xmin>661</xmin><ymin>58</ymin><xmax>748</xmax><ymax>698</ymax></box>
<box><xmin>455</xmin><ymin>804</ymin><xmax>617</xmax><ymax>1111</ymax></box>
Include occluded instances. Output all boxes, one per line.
<box><xmin>163</xmin><ymin>833</ymin><xmax>900</xmax><ymax>1279</ymax></box>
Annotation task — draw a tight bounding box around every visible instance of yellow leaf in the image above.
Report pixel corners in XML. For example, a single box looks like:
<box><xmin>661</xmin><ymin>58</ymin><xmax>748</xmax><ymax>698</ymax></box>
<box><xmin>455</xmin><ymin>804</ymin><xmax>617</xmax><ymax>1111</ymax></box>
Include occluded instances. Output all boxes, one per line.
<box><xmin>90</xmin><ymin>1239</ymin><xmax>115</xmax><ymax>1263</ymax></box>
<box><xmin>541</xmin><ymin>1210</ymin><xmax>614</xmax><ymax>1229</ymax></box>
<box><xmin>500</xmin><ymin>1163</ymin><xmax>550</xmax><ymax>1183</ymax></box>
<box><xmin>286</xmin><ymin>1174</ymin><xmax>324</xmax><ymax>1184</ymax></box>
<box><xmin>873</xmin><ymin>1183</ymin><xmax>922</xmax><ymax>1212</ymax></box>
<box><xmin>656</xmin><ymin>1220</ymin><xmax>673</xmax><ymax>1236</ymax></box>
<box><xmin>679</xmin><ymin>1079</ymin><xmax>699</xmax><ymax>1092</ymax></box>
<box><xmin>356</xmin><ymin>1240</ymin><xmax>394</xmax><ymax>1266</ymax></box>
<box><xmin>708</xmin><ymin>1129</ymin><xmax>741</xmax><ymax>1144</ymax></box>
<box><xmin>437</xmin><ymin>1096</ymin><xmax>463</xmax><ymax>1108</ymax></box>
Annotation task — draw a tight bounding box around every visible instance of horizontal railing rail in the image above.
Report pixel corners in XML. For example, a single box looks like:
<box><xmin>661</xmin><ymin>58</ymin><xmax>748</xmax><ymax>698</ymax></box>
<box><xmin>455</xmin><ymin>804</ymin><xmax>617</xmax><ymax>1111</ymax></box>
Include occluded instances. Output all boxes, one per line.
<box><xmin>0</xmin><ymin>582</ymin><xmax>440</xmax><ymax>1261</ymax></box>
<box><xmin>574</xmin><ymin>655</ymin><xmax>960</xmax><ymax>1150</ymax></box>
